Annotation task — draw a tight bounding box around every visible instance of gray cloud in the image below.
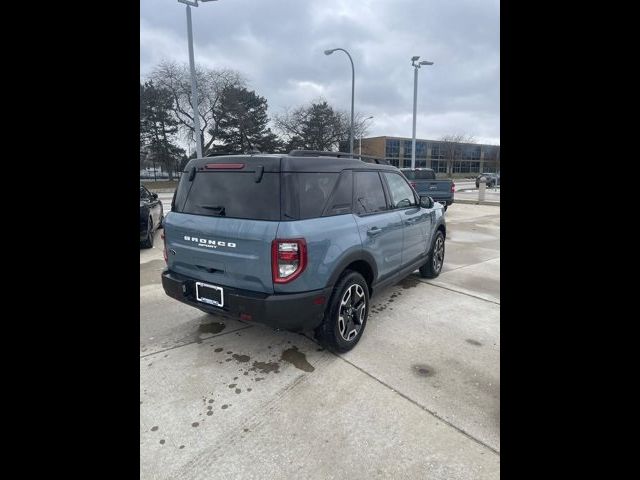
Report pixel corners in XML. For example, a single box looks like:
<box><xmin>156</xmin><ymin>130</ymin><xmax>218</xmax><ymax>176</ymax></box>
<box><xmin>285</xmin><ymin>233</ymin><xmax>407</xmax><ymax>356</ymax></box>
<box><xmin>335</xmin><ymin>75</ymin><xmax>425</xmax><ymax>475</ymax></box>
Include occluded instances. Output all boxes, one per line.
<box><xmin>141</xmin><ymin>0</ymin><xmax>499</xmax><ymax>144</ymax></box>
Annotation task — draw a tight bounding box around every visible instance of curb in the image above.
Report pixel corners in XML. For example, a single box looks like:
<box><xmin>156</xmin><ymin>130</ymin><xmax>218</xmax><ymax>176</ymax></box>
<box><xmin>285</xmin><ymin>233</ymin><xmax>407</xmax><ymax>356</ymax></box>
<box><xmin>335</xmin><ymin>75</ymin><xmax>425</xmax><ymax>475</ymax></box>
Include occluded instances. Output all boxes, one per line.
<box><xmin>148</xmin><ymin>188</ymin><xmax>176</xmax><ymax>193</ymax></box>
<box><xmin>454</xmin><ymin>199</ymin><xmax>500</xmax><ymax>206</ymax></box>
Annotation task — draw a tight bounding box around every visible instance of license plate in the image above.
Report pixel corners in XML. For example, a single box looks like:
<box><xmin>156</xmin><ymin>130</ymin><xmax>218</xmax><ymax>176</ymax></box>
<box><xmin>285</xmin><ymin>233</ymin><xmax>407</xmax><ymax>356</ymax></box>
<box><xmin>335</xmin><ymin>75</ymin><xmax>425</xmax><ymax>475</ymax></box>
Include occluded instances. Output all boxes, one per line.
<box><xmin>195</xmin><ymin>282</ymin><xmax>224</xmax><ymax>307</ymax></box>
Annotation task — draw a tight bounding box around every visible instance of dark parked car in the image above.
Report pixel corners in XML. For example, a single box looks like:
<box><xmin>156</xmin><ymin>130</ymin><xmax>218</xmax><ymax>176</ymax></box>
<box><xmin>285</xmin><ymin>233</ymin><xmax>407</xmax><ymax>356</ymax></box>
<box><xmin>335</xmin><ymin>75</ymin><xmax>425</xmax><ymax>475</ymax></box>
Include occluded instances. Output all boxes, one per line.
<box><xmin>162</xmin><ymin>151</ymin><xmax>446</xmax><ymax>352</ymax></box>
<box><xmin>475</xmin><ymin>173</ymin><xmax>500</xmax><ymax>188</ymax></box>
<box><xmin>400</xmin><ymin>168</ymin><xmax>455</xmax><ymax>210</ymax></box>
<box><xmin>140</xmin><ymin>184</ymin><xmax>164</xmax><ymax>248</ymax></box>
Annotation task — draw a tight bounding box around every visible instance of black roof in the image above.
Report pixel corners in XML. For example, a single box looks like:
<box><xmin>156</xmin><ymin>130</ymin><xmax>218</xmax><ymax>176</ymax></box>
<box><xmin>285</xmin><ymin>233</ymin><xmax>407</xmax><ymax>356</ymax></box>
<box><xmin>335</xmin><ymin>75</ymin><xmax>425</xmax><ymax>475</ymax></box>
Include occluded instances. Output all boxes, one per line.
<box><xmin>183</xmin><ymin>151</ymin><xmax>398</xmax><ymax>174</ymax></box>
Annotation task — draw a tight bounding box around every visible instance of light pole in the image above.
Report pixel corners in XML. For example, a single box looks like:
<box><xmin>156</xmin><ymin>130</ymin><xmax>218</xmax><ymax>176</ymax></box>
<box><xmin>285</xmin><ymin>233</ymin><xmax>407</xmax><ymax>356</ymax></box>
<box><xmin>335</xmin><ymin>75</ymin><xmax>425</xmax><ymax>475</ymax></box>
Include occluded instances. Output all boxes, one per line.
<box><xmin>359</xmin><ymin>116</ymin><xmax>374</xmax><ymax>156</ymax></box>
<box><xmin>411</xmin><ymin>55</ymin><xmax>433</xmax><ymax>169</ymax></box>
<box><xmin>179</xmin><ymin>0</ymin><xmax>218</xmax><ymax>159</ymax></box>
<box><xmin>325</xmin><ymin>48</ymin><xmax>355</xmax><ymax>157</ymax></box>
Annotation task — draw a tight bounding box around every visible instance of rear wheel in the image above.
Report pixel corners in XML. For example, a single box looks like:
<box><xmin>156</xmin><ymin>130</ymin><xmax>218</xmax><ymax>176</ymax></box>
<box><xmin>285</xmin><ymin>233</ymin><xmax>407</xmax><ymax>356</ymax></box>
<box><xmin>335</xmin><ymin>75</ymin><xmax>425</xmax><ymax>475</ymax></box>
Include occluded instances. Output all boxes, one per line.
<box><xmin>419</xmin><ymin>231</ymin><xmax>445</xmax><ymax>278</ymax></box>
<box><xmin>141</xmin><ymin>217</ymin><xmax>154</xmax><ymax>249</ymax></box>
<box><xmin>315</xmin><ymin>270</ymin><xmax>369</xmax><ymax>353</ymax></box>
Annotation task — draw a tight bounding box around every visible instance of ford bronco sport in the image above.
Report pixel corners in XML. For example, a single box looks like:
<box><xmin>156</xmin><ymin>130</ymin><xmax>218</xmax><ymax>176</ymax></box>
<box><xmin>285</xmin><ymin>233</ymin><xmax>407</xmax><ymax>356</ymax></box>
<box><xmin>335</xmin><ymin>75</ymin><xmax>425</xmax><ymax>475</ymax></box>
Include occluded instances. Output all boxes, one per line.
<box><xmin>161</xmin><ymin>151</ymin><xmax>446</xmax><ymax>352</ymax></box>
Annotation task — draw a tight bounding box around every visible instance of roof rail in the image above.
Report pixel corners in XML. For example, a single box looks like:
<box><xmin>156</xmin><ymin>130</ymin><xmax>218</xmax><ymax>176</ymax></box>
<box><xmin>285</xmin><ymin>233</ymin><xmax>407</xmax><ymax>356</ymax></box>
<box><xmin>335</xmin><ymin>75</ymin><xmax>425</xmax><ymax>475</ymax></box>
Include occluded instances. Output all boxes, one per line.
<box><xmin>288</xmin><ymin>150</ymin><xmax>389</xmax><ymax>165</ymax></box>
<box><xmin>288</xmin><ymin>150</ymin><xmax>353</xmax><ymax>158</ymax></box>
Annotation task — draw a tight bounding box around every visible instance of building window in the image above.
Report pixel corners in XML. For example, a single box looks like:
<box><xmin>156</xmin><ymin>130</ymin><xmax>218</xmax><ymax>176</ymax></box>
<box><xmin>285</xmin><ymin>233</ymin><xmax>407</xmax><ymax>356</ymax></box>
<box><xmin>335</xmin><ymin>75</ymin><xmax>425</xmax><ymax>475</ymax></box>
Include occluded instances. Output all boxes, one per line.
<box><xmin>431</xmin><ymin>144</ymin><xmax>444</xmax><ymax>160</ymax></box>
<box><xmin>462</xmin><ymin>146</ymin><xmax>481</xmax><ymax>161</ymax></box>
<box><xmin>385</xmin><ymin>140</ymin><xmax>399</xmax><ymax>160</ymax></box>
<box><xmin>431</xmin><ymin>160</ymin><xmax>447</xmax><ymax>173</ymax></box>
<box><xmin>402</xmin><ymin>140</ymin><xmax>412</xmax><ymax>160</ymax></box>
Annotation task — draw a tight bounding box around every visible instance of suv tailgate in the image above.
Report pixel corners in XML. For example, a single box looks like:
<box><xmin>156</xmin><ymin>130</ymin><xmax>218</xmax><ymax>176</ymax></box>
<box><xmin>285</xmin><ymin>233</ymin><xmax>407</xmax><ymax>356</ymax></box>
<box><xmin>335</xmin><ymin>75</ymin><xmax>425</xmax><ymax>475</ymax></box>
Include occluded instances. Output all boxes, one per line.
<box><xmin>165</xmin><ymin>157</ymin><xmax>281</xmax><ymax>294</ymax></box>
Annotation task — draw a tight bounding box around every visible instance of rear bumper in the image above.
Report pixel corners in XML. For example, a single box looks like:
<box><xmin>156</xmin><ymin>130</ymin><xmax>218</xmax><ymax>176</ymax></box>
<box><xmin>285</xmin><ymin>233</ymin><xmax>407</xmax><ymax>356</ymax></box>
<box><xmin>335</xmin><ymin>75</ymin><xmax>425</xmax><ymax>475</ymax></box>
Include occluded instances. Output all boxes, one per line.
<box><xmin>428</xmin><ymin>196</ymin><xmax>454</xmax><ymax>206</ymax></box>
<box><xmin>416</xmin><ymin>191</ymin><xmax>453</xmax><ymax>206</ymax></box>
<box><xmin>161</xmin><ymin>269</ymin><xmax>331</xmax><ymax>331</ymax></box>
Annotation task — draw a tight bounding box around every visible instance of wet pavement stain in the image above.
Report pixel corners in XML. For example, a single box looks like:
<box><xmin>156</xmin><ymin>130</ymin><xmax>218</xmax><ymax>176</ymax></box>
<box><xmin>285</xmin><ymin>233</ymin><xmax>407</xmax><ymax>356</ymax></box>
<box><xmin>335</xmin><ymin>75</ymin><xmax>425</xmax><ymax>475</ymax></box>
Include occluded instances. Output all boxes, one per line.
<box><xmin>281</xmin><ymin>346</ymin><xmax>315</xmax><ymax>372</ymax></box>
<box><xmin>207</xmin><ymin>411</ymin><xmax>213</xmax><ymax>416</ymax></box>
<box><xmin>198</xmin><ymin>322</ymin><xmax>226</xmax><ymax>335</ymax></box>
<box><xmin>412</xmin><ymin>364</ymin><xmax>435</xmax><ymax>377</ymax></box>
<box><xmin>221</xmin><ymin>404</ymin><xmax>229</xmax><ymax>410</ymax></box>
<box><xmin>400</xmin><ymin>275</ymin><xmax>421</xmax><ymax>289</ymax></box>
<box><xmin>159</xmin><ymin>439</ymin><xmax>165</xmax><ymax>445</ymax></box>
<box><xmin>247</xmin><ymin>388</ymin><xmax>252</xmax><ymax>392</ymax></box>
<box><xmin>214</xmin><ymin>347</ymin><xmax>223</xmax><ymax>353</ymax></box>
<box><xmin>243</xmin><ymin>428</ymin><xmax>249</xmax><ymax>432</ymax></box>
<box><xmin>235</xmin><ymin>388</ymin><xmax>241</xmax><ymax>394</ymax></box>
<box><xmin>151</xmin><ymin>426</ymin><xmax>159</xmax><ymax>432</ymax></box>
<box><xmin>250</xmin><ymin>361</ymin><xmax>280</xmax><ymax>374</ymax></box>
<box><xmin>466</xmin><ymin>339</ymin><xmax>483</xmax><ymax>346</ymax></box>
<box><xmin>191</xmin><ymin>422</ymin><xmax>199</xmax><ymax>428</ymax></box>
<box><xmin>232</xmin><ymin>354</ymin><xmax>251</xmax><ymax>363</ymax></box>
<box><xmin>179</xmin><ymin>445</ymin><xmax>185</xmax><ymax>449</ymax></box>
<box><xmin>228</xmin><ymin>384</ymin><xmax>237</xmax><ymax>388</ymax></box>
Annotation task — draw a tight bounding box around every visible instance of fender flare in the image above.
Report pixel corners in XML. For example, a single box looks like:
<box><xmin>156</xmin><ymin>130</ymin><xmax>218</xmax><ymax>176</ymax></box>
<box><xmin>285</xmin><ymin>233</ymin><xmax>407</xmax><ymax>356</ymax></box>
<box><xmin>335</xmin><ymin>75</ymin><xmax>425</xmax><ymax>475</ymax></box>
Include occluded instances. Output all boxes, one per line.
<box><xmin>325</xmin><ymin>249</ymin><xmax>378</xmax><ymax>290</ymax></box>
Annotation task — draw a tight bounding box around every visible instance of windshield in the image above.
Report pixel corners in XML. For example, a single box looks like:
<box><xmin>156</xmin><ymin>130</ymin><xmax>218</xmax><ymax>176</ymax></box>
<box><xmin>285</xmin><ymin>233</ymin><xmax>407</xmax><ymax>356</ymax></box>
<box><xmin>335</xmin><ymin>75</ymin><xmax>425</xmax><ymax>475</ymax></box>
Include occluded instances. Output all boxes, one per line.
<box><xmin>401</xmin><ymin>169</ymin><xmax>435</xmax><ymax>180</ymax></box>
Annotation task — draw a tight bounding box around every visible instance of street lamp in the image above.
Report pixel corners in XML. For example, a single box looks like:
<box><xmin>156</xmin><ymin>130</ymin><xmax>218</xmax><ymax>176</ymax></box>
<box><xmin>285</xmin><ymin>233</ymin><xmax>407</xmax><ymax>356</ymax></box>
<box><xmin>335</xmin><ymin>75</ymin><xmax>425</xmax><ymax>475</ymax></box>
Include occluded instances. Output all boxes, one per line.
<box><xmin>325</xmin><ymin>48</ymin><xmax>355</xmax><ymax>157</ymax></box>
<box><xmin>410</xmin><ymin>55</ymin><xmax>433</xmax><ymax>169</ymax></box>
<box><xmin>359</xmin><ymin>116</ymin><xmax>374</xmax><ymax>156</ymax></box>
<box><xmin>178</xmin><ymin>0</ymin><xmax>218</xmax><ymax>159</ymax></box>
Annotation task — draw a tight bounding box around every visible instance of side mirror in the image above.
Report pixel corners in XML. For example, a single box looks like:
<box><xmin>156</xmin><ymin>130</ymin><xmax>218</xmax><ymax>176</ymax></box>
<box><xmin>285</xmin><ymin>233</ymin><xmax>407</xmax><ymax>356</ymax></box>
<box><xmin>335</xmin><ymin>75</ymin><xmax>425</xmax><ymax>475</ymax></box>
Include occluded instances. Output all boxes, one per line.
<box><xmin>420</xmin><ymin>195</ymin><xmax>434</xmax><ymax>209</ymax></box>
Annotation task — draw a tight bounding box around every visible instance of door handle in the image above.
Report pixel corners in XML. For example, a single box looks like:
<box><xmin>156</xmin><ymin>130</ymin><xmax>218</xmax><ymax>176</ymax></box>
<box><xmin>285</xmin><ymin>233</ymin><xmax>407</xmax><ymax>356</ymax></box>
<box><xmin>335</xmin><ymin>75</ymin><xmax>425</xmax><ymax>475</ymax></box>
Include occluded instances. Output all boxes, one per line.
<box><xmin>367</xmin><ymin>227</ymin><xmax>382</xmax><ymax>236</ymax></box>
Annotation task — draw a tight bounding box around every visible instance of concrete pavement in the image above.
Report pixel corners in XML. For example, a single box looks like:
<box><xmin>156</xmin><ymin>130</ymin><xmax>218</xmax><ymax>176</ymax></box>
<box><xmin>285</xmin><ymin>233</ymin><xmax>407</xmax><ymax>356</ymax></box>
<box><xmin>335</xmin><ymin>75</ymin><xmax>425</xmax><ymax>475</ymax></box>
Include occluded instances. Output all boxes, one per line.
<box><xmin>140</xmin><ymin>203</ymin><xmax>500</xmax><ymax>479</ymax></box>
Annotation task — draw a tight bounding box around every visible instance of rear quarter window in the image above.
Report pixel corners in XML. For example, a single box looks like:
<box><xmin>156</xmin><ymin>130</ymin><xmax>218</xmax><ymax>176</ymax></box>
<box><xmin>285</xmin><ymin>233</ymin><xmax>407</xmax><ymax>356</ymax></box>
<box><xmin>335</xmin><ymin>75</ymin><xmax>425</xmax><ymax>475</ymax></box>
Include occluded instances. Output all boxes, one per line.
<box><xmin>282</xmin><ymin>172</ymin><xmax>339</xmax><ymax>220</ymax></box>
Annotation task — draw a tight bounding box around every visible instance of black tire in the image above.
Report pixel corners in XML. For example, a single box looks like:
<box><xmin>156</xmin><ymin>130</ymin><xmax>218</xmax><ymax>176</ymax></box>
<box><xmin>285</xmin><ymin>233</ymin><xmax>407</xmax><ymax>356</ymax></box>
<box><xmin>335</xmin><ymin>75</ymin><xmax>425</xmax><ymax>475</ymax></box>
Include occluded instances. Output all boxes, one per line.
<box><xmin>141</xmin><ymin>217</ymin><xmax>154</xmax><ymax>249</ymax></box>
<box><xmin>315</xmin><ymin>270</ymin><xmax>369</xmax><ymax>353</ymax></box>
<box><xmin>419</xmin><ymin>230</ymin><xmax>445</xmax><ymax>279</ymax></box>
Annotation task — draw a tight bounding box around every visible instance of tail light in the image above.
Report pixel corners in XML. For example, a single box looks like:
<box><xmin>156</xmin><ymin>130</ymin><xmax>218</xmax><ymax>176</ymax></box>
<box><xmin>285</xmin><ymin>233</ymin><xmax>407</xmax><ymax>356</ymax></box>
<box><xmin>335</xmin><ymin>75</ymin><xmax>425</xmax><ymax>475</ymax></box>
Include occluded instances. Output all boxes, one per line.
<box><xmin>161</xmin><ymin>231</ymin><xmax>167</xmax><ymax>263</ymax></box>
<box><xmin>272</xmin><ymin>239</ymin><xmax>307</xmax><ymax>283</ymax></box>
<box><xmin>451</xmin><ymin>182</ymin><xmax>456</xmax><ymax>193</ymax></box>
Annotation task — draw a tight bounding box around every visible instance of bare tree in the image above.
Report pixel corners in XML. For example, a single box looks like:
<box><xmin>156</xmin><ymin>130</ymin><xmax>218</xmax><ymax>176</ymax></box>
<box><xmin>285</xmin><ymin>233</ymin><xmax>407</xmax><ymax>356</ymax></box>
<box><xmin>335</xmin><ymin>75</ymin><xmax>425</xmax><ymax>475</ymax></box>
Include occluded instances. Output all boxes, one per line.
<box><xmin>149</xmin><ymin>60</ymin><xmax>245</xmax><ymax>155</ymax></box>
<box><xmin>440</xmin><ymin>133</ymin><xmax>476</xmax><ymax>177</ymax></box>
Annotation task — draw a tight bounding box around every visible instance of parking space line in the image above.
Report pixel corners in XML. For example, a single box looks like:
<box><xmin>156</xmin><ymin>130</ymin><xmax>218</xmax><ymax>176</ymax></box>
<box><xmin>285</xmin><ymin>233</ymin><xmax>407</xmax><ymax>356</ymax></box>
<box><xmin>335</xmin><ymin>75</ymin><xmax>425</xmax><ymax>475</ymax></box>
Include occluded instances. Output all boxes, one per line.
<box><xmin>293</xmin><ymin>330</ymin><xmax>501</xmax><ymax>456</ymax></box>
<box><xmin>419</xmin><ymin>280</ymin><xmax>500</xmax><ymax>305</ymax></box>
<box><xmin>140</xmin><ymin>324</ymin><xmax>254</xmax><ymax>359</ymax></box>
<box><xmin>333</xmin><ymin>349</ymin><xmax>501</xmax><ymax>456</ymax></box>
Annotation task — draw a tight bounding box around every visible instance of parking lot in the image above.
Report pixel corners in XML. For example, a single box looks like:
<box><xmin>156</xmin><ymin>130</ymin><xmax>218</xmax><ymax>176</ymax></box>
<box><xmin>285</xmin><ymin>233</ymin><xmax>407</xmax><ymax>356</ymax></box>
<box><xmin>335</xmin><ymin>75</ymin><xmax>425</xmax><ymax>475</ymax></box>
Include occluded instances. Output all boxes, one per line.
<box><xmin>140</xmin><ymin>202</ymin><xmax>500</xmax><ymax>479</ymax></box>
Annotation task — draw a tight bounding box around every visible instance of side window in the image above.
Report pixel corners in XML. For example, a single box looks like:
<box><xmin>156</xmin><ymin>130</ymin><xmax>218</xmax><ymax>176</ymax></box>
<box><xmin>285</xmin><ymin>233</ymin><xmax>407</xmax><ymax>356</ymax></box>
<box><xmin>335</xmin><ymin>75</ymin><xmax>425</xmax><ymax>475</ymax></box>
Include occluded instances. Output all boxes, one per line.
<box><xmin>323</xmin><ymin>170</ymin><xmax>353</xmax><ymax>216</ymax></box>
<box><xmin>383</xmin><ymin>172</ymin><xmax>417</xmax><ymax>209</ymax></box>
<box><xmin>354</xmin><ymin>171</ymin><xmax>388</xmax><ymax>215</ymax></box>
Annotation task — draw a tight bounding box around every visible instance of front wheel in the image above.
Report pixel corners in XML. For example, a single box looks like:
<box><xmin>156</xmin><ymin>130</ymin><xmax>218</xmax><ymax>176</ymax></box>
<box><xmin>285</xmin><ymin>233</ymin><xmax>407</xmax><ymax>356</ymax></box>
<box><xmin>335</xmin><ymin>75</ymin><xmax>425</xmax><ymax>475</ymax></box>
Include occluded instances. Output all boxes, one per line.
<box><xmin>419</xmin><ymin>231</ymin><xmax>445</xmax><ymax>279</ymax></box>
<box><xmin>315</xmin><ymin>270</ymin><xmax>369</xmax><ymax>353</ymax></box>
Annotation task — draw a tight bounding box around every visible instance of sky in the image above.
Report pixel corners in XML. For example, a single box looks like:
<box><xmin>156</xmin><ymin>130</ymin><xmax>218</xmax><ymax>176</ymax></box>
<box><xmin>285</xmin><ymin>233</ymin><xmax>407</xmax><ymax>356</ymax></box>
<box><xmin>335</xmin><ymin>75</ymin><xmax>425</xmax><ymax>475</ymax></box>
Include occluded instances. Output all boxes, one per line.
<box><xmin>140</xmin><ymin>0</ymin><xmax>500</xmax><ymax>146</ymax></box>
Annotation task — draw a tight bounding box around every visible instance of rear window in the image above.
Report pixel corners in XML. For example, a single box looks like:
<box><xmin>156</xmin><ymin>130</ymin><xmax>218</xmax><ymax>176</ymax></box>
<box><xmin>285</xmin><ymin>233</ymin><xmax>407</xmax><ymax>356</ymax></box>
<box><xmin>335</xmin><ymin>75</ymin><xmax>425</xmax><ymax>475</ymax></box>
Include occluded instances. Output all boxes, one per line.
<box><xmin>401</xmin><ymin>169</ymin><xmax>435</xmax><ymax>180</ymax></box>
<box><xmin>175</xmin><ymin>171</ymin><xmax>280</xmax><ymax>221</ymax></box>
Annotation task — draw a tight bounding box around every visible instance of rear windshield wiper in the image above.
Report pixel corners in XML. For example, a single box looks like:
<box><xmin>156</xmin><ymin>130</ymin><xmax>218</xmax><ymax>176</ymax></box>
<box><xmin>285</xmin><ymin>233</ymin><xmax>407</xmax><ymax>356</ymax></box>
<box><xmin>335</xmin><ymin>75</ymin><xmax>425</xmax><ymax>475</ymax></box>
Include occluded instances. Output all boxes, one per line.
<box><xmin>200</xmin><ymin>205</ymin><xmax>226</xmax><ymax>216</ymax></box>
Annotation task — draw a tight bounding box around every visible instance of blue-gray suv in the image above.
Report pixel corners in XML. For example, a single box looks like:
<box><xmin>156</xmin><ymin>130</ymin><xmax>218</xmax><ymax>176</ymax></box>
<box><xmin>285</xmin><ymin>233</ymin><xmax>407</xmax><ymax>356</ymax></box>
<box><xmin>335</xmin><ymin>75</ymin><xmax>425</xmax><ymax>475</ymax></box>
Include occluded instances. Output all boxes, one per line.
<box><xmin>161</xmin><ymin>151</ymin><xmax>446</xmax><ymax>352</ymax></box>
